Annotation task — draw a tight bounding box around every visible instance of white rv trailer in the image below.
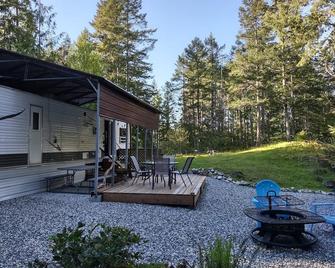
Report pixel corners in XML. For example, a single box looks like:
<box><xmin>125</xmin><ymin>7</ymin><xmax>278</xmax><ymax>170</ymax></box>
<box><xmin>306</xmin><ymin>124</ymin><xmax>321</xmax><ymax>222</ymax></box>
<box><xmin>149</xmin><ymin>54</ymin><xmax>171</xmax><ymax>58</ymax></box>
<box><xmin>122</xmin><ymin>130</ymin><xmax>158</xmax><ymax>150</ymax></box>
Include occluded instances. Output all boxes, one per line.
<box><xmin>0</xmin><ymin>85</ymin><xmax>130</xmax><ymax>201</ymax></box>
<box><xmin>0</xmin><ymin>49</ymin><xmax>160</xmax><ymax>201</ymax></box>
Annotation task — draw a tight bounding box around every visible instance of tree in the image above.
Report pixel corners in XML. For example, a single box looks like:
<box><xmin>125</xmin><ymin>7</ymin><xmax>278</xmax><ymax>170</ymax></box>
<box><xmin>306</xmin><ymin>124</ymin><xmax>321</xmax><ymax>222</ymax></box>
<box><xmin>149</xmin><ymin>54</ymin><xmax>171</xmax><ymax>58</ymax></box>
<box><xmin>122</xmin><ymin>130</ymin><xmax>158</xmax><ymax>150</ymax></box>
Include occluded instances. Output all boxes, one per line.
<box><xmin>92</xmin><ymin>0</ymin><xmax>157</xmax><ymax>101</ymax></box>
<box><xmin>160</xmin><ymin>81</ymin><xmax>177</xmax><ymax>141</ymax></box>
<box><xmin>228</xmin><ymin>0</ymin><xmax>272</xmax><ymax>146</ymax></box>
<box><xmin>0</xmin><ymin>0</ymin><xmax>36</xmax><ymax>55</ymax></box>
<box><xmin>0</xmin><ymin>0</ymin><xmax>65</xmax><ymax>60</ymax></box>
<box><xmin>174</xmin><ymin>37</ymin><xmax>208</xmax><ymax>150</ymax></box>
<box><xmin>66</xmin><ymin>29</ymin><xmax>105</xmax><ymax>75</ymax></box>
<box><xmin>264</xmin><ymin>0</ymin><xmax>331</xmax><ymax>140</ymax></box>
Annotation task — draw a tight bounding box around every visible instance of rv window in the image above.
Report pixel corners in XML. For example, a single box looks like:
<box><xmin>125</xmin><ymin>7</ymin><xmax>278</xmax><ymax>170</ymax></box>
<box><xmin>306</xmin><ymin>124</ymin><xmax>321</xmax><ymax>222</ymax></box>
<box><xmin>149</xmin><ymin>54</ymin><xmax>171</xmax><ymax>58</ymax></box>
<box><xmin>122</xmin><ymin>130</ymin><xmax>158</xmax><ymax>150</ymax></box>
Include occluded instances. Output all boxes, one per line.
<box><xmin>32</xmin><ymin>112</ymin><xmax>39</xmax><ymax>130</ymax></box>
<box><xmin>119</xmin><ymin>128</ymin><xmax>126</xmax><ymax>143</ymax></box>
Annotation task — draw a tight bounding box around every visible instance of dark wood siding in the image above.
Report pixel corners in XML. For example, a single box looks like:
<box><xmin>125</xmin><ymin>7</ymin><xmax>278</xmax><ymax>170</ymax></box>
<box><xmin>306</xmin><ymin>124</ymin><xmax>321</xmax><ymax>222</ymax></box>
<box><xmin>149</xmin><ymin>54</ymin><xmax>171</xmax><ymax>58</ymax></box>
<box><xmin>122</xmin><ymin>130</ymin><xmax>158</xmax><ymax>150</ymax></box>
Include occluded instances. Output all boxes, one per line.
<box><xmin>100</xmin><ymin>86</ymin><xmax>159</xmax><ymax>129</ymax></box>
<box><xmin>0</xmin><ymin>154</ymin><xmax>28</xmax><ymax>167</ymax></box>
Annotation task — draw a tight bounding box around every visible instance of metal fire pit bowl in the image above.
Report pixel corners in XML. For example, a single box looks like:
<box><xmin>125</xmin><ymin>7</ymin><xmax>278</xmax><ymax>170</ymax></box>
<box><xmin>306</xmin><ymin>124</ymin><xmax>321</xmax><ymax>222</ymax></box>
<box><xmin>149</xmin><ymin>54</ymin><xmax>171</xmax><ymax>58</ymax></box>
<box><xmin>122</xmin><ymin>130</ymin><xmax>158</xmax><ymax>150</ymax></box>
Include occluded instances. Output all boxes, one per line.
<box><xmin>244</xmin><ymin>207</ymin><xmax>325</xmax><ymax>249</ymax></box>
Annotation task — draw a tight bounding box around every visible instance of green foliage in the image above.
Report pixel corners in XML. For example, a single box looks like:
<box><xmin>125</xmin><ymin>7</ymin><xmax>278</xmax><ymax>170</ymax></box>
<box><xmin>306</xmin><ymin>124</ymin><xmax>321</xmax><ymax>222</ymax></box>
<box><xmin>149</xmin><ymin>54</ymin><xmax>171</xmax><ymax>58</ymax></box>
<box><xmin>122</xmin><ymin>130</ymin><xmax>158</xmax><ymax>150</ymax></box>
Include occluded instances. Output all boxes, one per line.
<box><xmin>177</xmin><ymin>141</ymin><xmax>335</xmax><ymax>190</ymax></box>
<box><xmin>295</xmin><ymin>130</ymin><xmax>309</xmax><ymax>141</ymax></box>
<box><xmin>206</xmin><ymin>239</ymin><xmax>235</xmax><ymax>268</ymax></box>
<box><xmin>164</xmin><ymin>0</ymin><xmax>335</xmax><ymax>152</ymax></box>
<box><xmin>66</xmin><ymin>29</ymin><xmax>105</xmax><ymax>75</ymax></box>
<box><xmin>92</xmin><ymin>0</ymin><xmax>157</xmax><ymax>101</ymax></box>
<box><xmin>50</xmin><ymin>222</ymin><xmax>143</xmax><ymax>268</ymax></box>
<box><xmin>196</xmin><ymin>238</ymin><xmax>249</xmax><ymax>268</ymax></box>
<box><xmin>0</xmin><ymin>0</ymin><xmax>66</xmax><ymax>60</ymax></box>
<box><xmin>27</xmin><ymin>259</ymin><xmax>48</xmax><ymax>268</ymax></box>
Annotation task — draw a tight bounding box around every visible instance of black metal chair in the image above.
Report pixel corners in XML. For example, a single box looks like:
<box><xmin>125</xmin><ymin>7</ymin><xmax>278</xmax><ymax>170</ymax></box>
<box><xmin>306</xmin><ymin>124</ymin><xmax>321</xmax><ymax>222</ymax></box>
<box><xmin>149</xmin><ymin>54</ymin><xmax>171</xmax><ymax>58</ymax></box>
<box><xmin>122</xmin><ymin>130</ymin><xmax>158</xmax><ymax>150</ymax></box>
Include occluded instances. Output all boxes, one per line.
<box><xmin>172</xmin><ymin>157</ymin><xmax>194</xmax><ymax>186</ymax></box>
<box><xmin>130</xmin><ymin>156</ymin><xmax>151</xmax><ymax>185</ymax></box>
<box><xmin>153</xmin><ymin>158</ymin><xmax>171</xmax><ymax>189</ymax></box>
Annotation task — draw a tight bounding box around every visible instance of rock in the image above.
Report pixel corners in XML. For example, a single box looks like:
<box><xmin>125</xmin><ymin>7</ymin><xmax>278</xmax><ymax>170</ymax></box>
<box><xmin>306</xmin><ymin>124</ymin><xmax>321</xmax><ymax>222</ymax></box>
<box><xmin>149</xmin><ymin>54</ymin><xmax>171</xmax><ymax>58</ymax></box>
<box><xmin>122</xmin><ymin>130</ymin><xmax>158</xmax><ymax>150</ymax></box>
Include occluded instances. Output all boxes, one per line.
<box><xmin>235</xmin><ymin>180</ymin><xmax>250</xmax><ymax>186</ymax></box>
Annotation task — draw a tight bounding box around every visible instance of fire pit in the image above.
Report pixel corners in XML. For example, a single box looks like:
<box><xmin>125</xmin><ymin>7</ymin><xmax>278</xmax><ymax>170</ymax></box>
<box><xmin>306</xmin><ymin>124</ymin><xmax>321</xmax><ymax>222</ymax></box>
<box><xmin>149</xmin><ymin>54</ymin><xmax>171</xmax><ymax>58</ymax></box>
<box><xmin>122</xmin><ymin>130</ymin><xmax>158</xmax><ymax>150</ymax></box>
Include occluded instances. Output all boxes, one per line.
<box><xmin>244</xmin><ymin>207</ymin><xmax>325</xmax><ymax>248</ymax></box>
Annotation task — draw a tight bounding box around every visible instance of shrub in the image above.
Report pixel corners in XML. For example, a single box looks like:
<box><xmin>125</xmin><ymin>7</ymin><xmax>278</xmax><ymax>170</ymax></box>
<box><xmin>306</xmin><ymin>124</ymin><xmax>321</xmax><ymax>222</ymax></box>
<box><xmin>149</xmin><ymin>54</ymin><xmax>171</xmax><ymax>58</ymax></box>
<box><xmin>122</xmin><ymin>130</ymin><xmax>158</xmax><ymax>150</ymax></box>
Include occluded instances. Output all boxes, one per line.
<box><xmin>50</xmin><ymin>222</ymin><xmax>143</xmax><ymax>268</ymax></box>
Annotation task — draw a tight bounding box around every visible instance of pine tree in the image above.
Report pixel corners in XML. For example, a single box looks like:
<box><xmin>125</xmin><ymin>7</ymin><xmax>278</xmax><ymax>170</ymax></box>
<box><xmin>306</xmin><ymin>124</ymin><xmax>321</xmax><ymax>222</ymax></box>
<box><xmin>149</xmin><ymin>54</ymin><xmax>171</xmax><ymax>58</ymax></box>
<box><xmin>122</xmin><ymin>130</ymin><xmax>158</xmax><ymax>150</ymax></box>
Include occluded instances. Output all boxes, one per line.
<box><xmin>92</xmin><ymin>0</ymin><xmax>157</xmax><ymax>101</ymax></box>
<box><xmin>228</xmin><ymin>0</ymin><xmax>272</xmax><ymax>146</ymax></box>
<box><xmin>160</xmin><ymin>81</ymin><xmax>177</xmax><ymax>141</ymax></box>
<box><xmin>264</xmin><ymin>0</ymin><xmax>330</xmax><ymax>140</ymax></box>
<box><xmin>66</xmin><ymin>29</ymin><xmax>105</xmax><ymax>75</ymax></box>
<box><xmin>0</xmin><ymin>0</ymin><xmax>65</xmax><ymax>60</ymax></box>
<box><xmin>0</xmin><ymin>0</ymin><xmax>36</xmax><ymax>54</ymax></box>
<box><xmin>174</xmin><ymin>37</ymin><xmax>208</xmax><ymax>149</ymax></box>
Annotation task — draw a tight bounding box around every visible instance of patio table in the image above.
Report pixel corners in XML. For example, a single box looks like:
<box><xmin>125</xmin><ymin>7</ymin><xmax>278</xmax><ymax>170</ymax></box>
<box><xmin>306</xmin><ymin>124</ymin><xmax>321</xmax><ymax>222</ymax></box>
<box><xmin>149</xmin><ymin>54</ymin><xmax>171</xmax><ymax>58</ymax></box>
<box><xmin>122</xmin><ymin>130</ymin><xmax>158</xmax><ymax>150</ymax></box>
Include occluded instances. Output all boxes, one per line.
<box><xmin>58</xmin><ymin>165</ymin><xmax>96</xmax><ymax>186</ymax></box>
<box><xmin>142</xmin><ymin>161</ymin><xmax>178</xmax><ymax>189</ymax></box>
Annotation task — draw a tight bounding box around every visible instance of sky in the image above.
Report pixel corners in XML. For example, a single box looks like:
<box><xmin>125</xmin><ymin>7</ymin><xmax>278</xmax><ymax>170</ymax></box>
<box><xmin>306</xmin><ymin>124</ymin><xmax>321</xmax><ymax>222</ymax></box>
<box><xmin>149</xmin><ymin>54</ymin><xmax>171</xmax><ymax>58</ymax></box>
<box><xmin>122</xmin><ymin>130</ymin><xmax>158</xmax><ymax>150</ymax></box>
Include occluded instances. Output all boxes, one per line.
<box><xmin>43</xmin><ymin>0</ymin><xmax>242</xmax><ymax>89</ymax></box>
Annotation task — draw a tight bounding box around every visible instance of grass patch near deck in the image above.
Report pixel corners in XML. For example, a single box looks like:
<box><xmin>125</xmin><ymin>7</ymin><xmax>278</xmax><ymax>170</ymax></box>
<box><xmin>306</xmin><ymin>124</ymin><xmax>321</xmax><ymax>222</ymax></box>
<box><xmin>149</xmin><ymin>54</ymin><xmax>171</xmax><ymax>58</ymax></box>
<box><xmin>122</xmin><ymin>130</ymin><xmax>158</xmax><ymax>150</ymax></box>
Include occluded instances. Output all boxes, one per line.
<box><xmin>177</xmin><ymin>141</ymin><xmax>335</xmax><ymax>191</ymax></box>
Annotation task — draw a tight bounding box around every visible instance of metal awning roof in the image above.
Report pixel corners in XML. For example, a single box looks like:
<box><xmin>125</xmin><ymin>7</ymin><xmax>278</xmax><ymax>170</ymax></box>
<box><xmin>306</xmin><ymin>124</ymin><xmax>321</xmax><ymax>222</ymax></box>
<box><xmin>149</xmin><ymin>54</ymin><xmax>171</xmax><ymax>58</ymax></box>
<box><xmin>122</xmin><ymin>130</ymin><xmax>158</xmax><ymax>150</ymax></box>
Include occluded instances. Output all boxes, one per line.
<box><xmin>0</xmin><ymin>49</ymin><xmax>160</xmax><ymax>114</ymax></box>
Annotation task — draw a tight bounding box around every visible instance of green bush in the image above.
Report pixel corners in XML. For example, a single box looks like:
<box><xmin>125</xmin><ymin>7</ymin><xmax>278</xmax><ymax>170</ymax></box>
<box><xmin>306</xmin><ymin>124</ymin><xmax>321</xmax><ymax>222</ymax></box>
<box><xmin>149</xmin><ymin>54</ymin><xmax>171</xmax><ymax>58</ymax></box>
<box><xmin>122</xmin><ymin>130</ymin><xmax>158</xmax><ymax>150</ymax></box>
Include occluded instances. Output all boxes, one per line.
<box><xmin>50</xmin><ymin>222</ymin><xmax>143</xmax><ymax>268</ymax></box>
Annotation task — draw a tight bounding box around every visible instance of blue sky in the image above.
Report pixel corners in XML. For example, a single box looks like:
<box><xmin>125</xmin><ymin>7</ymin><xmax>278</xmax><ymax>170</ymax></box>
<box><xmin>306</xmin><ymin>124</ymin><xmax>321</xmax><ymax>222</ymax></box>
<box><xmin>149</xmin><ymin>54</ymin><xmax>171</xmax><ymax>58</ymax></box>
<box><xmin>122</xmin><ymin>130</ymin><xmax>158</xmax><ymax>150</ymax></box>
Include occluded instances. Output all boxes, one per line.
<box><xmin>43</xmin><ymin>0</ymin><xmax>242</xmax><ymax>88</ymax></box>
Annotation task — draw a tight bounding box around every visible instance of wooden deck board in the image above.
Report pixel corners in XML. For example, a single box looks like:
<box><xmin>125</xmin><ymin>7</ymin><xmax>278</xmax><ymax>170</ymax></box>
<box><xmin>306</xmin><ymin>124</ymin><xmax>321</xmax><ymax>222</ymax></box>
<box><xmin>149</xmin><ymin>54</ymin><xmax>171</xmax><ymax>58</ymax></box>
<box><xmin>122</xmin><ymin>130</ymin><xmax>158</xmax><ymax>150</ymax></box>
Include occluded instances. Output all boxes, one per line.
<box><xmin>100</xmin><ymin>174</ymin><xmax>206</xmax><ymax>207</ymax></box>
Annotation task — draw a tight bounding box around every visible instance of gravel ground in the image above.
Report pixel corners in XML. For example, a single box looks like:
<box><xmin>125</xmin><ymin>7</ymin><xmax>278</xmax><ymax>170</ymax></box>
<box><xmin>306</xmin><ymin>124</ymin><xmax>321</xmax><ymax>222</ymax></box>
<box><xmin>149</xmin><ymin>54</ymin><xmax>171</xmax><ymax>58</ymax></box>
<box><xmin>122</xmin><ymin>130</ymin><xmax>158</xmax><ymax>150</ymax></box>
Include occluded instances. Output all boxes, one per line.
<box><xmin>0</xmin><ymin>178</ymin><xmax>334</xmax><ymax>268</ymax></box>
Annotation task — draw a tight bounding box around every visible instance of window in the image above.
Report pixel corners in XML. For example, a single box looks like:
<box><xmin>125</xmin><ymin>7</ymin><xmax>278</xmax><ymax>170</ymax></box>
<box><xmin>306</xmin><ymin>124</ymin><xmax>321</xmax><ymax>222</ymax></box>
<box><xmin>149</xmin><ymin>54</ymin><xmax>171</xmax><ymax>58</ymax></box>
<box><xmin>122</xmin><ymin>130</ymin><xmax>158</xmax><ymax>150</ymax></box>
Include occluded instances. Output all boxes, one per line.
<box><xmin>32</xmin><ymin>112</ymin><xmax>39</xmax><ymax>130</ymax></box>
<box><xmin>119</xmin><ymin>128</ymin><xmax>126</xmax><ymax>143</ymax></box>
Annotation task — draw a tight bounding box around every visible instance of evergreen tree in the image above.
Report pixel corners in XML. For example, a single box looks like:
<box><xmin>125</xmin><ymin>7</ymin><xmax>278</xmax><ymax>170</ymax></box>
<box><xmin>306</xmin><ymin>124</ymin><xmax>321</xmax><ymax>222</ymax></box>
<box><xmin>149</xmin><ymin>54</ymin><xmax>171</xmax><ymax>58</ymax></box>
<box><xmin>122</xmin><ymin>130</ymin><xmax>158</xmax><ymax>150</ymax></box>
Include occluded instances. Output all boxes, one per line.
<box><xmin>0</xmin><ymin>0</ymin><xmax>36</xmax><ymax>54</ymax></box>
<box><xmin>228</xmin><ymin>0</ymin><xmax>272</xmax><ymax>146</ymax></box>
<box><xmin>174</xmin><ymin>37</ymin><xmax>208</xmax><ymax>149</ymax></box>
<box><xmin>66</xmin><ymin>29</ymin><xmax>105</xmax><ymax>75</ymax></box>
<box><xmin>160</xmin><ymin>81</ymin><xmax>177</xmax><ymax>141</ymax></box>
<box><xmin>264</xmin><ymin>0</ymin><xmax>330</xmax><ymax>140</ymax></box>
<box><xmin>0</xmin><ymin>0</ymin><xmax>65</xmax><ymax>60</ymax></box>
<box><xmin>92</xmin><ymin>0</ymin><xmax>157</xmax><ymax>100</ymax></box>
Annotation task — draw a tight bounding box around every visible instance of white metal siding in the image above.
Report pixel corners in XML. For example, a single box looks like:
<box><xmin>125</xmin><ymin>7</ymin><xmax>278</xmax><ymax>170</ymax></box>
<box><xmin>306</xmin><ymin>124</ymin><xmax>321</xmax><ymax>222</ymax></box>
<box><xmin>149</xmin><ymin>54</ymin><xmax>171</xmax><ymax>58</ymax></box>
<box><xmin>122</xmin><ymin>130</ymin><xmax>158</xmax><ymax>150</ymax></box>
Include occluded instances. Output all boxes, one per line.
<box><xmin>0</xmin><ymin>85</ymin><xmax>97</xmax><ymax>155</ymax></box>
<box><xmin>0</xmin><ymin>85</ymin><xmax>130</xmax><ymax>201</ymax></box>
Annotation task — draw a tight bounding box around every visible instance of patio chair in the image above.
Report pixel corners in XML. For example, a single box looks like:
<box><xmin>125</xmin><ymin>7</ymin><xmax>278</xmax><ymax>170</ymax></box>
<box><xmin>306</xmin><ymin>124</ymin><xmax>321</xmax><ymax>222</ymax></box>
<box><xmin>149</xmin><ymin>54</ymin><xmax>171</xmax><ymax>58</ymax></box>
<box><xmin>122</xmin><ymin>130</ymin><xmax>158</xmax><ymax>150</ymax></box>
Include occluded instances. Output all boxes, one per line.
<box><xmin>130</xmin><ymin>156</ymin><xmax>151</xmax><ymax>185</ymax></box>
<box><xmin>154</xmin><ymin>157</ymin><xmax>171</xmax><ymax>189</ymax></box>
<box><xmin>172</xmin><ymin>157</ymin><xmax>194</xmax><ymax>186</ymax></box>
<box><xmin>252</xmin><ymin>179</ymin><xmax>281</xmax><ymax>208</ymax></box>
<box><xmin>88</xmin><ymin>161</ymin><xmax>115</xmax><ymax>189</ymax></box>
<box><xmin>309</xmin><ymin>202</ymin><xmax>335</xmax><ymax>233</ymax></box>
<box><xmin>252</xmin><ymin>179</ymin><xmax>281</xmax><ymax>227</ymax></box>
<box><xmin>163</xmin><ymin>155</ymin><xmax>176</xmax><ymax>170</ymax></box>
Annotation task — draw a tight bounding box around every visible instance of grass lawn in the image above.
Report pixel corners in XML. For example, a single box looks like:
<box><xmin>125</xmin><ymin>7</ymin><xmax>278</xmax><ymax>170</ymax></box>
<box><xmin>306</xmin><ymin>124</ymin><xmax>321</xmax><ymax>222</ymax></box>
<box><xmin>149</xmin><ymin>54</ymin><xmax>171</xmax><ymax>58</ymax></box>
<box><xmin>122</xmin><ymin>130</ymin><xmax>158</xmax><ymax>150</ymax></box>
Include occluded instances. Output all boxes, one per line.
<box><xmin>177</xmin><ymin>141</ymin><xmax>335</xmax><ymax>191</ymax></box>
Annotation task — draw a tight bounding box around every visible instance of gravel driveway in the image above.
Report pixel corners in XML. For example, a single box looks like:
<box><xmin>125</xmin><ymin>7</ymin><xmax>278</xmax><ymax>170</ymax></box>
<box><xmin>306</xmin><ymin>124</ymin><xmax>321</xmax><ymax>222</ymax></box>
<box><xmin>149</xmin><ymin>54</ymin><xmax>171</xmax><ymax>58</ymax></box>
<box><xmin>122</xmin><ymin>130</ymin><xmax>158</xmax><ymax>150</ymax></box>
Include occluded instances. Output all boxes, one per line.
<box><xmin>0</xmin><ymin>178</ymin><xmax>334</xmax><ymax>268</ymax></box>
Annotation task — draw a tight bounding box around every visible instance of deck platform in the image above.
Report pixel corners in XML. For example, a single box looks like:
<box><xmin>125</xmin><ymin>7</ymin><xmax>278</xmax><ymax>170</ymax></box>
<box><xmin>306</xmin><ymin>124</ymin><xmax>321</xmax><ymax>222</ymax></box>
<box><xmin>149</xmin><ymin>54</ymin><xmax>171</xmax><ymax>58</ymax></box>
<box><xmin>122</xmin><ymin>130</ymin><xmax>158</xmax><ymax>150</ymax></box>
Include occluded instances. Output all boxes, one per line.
<box><xmin>99</xmin><ymin>174</ymin><xmax>206</xmax><ymax>208</ymax></box>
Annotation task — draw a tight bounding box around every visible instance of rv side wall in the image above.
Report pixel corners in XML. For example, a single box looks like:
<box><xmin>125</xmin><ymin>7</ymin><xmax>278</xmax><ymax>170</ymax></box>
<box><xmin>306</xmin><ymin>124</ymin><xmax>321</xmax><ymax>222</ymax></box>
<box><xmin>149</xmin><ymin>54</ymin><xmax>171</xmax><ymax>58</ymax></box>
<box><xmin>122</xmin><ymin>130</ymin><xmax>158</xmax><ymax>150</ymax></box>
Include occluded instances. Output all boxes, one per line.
<box><xmin>0</xmin><ymin>85</ymin><xmax>99</xmax><ymax>167</ymax></box>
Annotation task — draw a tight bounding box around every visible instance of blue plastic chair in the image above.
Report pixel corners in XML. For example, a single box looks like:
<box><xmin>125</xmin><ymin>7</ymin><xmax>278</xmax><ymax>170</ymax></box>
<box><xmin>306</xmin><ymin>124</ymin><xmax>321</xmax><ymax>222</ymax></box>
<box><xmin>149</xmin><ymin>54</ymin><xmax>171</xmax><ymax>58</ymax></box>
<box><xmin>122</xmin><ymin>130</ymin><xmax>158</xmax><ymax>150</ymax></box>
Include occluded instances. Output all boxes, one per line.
<box><xmin>309</xmin><ymin>203</ymin><xmax>335</xmax><ymax>233</ymax></box>
<box><xmin>252</xmin><ymin>180</ymin><xmax>281</xmax><ymax>227</ymax></box>
<box><xmin>252</xmin><ymin>179</ymin><xmax>281</xmax><ymax>208</ymax></box>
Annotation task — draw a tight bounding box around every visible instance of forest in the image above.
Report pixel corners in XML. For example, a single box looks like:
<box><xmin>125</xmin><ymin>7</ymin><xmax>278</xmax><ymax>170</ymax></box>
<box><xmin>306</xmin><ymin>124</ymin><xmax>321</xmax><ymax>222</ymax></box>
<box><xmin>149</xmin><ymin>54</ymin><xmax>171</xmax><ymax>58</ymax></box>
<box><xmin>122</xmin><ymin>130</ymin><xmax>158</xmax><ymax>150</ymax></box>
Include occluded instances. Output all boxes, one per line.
<box><xmin>1</xmin><ymin>0</ymin><xmax>335</xmax><ymax>153</ymax></box>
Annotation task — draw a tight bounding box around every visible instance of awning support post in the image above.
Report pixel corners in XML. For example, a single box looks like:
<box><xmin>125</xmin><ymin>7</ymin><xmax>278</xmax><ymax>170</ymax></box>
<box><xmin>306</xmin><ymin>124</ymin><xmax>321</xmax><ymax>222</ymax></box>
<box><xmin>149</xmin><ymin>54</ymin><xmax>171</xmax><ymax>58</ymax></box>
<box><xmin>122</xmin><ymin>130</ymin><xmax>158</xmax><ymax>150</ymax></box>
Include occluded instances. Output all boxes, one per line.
<box><xmin>151</xmin><ymin>130</ymin><xmax>154</xmax><ymax>160</ymax></box>
<box><xmin>144</xmin><ymin>129</ymin><xmax>147</xmax><ymax>162</ymax></box>
<box><xmin>111</xmin><ymin>120</ymin><xmax>116</xmax><ymax>185</ymax></box>
<box><xmin>94</xmin><ymin>82</ymin><xmax>101</xmax><ymax>196</ymax></box>
<box><xmin>136</xmin><ymin>126</ymin><xmax>139</xmax><ymax>160</ymax></box>
<box><xmin>125</xmin><ymin>123</ymin><xmax>129</xmax><ymax>170</ymax></box>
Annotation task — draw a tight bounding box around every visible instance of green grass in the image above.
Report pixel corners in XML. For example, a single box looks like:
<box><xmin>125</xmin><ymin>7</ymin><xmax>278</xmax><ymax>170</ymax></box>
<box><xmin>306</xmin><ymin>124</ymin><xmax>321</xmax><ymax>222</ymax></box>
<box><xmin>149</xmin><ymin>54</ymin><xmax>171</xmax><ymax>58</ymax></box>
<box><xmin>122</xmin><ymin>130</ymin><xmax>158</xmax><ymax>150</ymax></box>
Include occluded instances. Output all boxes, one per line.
<box><xmin>177</xmin><ymin>141</ymin><xmax>335</xmax><ymax>191</ymax></box>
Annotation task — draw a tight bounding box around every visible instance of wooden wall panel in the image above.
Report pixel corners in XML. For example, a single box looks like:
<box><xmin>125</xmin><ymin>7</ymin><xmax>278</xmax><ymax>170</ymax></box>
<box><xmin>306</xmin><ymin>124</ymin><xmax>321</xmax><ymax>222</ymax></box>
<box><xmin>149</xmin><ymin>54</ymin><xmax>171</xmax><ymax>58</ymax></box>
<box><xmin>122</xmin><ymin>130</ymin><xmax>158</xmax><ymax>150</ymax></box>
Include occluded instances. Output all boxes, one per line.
<box><xmin>100</xmin><ymin>87</ymin><xmax>159</xmax><ymax>129</ymax></box>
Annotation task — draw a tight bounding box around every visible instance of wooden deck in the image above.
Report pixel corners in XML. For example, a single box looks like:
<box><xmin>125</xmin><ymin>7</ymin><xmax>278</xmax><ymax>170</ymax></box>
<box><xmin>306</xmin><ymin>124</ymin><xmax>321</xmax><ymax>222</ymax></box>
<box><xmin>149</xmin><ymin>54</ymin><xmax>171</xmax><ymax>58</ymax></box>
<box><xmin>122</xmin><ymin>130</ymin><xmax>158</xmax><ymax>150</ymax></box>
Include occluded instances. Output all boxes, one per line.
<box><xmin>99</xmin><ymin>174</ymin><xmax>206</xmax><ymax>208</ymax></box>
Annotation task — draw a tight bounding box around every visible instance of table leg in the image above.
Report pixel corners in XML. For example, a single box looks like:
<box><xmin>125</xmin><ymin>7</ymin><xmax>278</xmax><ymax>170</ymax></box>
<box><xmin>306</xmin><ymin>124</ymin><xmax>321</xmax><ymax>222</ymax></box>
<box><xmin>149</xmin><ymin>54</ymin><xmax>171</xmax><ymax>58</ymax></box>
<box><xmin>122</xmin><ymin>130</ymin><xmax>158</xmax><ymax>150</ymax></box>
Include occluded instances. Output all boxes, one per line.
<box><xmin>152</xmin><ymin>170</ymin><xmax>155</xmax><ymax>189</ymax></box>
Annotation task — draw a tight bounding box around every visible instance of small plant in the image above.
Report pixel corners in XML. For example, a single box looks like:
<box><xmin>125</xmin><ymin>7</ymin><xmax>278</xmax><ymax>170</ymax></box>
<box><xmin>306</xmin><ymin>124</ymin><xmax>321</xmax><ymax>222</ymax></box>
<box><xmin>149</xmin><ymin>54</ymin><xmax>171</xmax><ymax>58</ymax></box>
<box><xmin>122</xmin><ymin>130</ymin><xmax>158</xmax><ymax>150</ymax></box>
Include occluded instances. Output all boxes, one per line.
<box><xmin>50</xmin><ymin>222</ymin><xmax>144</xmax><ymax>268</ymax></box>
<box><xmin>197</xmin><ymin>237</ymin><xmax>251</xmax><ymax>268</ymax></box>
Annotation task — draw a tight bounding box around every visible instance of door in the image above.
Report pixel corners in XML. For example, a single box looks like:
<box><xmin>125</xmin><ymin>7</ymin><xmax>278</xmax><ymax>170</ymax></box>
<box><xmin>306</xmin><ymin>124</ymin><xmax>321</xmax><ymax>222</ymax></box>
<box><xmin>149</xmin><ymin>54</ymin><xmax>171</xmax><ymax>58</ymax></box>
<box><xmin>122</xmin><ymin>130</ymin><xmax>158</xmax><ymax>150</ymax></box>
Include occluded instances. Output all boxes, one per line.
<box><xmin>29</xmin><ymin>105</ymin><xmax>42</xmax><ymax>165</ymax></box>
